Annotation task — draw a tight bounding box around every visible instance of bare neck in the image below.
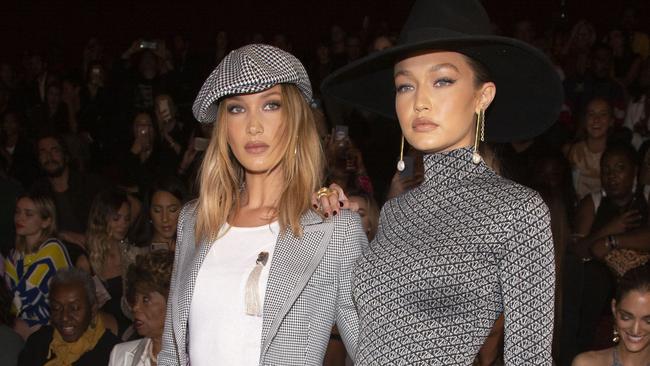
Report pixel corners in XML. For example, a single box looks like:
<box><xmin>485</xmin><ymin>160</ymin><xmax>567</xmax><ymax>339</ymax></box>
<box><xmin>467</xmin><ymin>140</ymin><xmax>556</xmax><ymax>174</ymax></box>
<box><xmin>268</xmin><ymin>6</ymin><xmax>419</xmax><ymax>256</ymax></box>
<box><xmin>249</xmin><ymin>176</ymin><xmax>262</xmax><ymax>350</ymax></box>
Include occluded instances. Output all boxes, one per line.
<box><xmin>586</xmin><ymin>136</ymin><xmax>607</xmax><ymax>152</ymax></box>
<box><xmin>242</xmin><ymin>168</ymin><xmax>284</xmax><ymax>209</ymax></box>
<box><xmin>230</xmin><ymin>168</ymin><xmax>284</xmax><ymax>227</ymax></box>
<box><xmin>617</xmin><ymin>343</ymin><xmax>650</xmax><ymax>366</ymax></box>
<box><xmin>24</xmin><ymin>234</ymin><xmax>44</xmax><ymax>254</ymax></box>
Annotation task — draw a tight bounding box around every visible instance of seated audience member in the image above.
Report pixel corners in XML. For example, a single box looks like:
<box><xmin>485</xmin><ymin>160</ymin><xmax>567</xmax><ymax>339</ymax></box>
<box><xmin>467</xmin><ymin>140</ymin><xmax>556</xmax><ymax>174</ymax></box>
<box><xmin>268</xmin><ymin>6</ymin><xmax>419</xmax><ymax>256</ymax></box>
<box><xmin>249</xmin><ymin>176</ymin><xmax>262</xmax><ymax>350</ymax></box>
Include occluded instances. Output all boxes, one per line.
<box><xmin>78</xmin><ymin>61</ymin><xmax>114</xmax><ymax>168</ymax></box>
<box><xmin>0</xmin><ymin>157</ymin><xmax>22</xmax><ymax>254</ymax></box>
<box><xmin>108</xmin><ymin>250</ymin><xmax>174</xmax><ymax>366</ymax></box>
<box><xmin>85</xmin><ymin>188</ymin><xmax>146</xmax><ymax>336</ymax></box>
<box><xmin>32</xmin><ymin>134</ymin><xmax>106</xmax><ymax>247</ymax></box>
<box><xmin>115</xmin><ymin>44</ymin><xmax>171</xmax><ymax>123</ymax></box>
<box><xmin>153</xmin><ymin>94</ymin><xmax>188</xmax><ymax>177</ymax></box>
<box><xmin>177</xmin><ymin>121</ymin><xmax>212</xmax><ymax>196</ymax></box>
<box><xmin>29</xmin><ymin>82</ymin><xmax>71</xmax><ymax>136</ymax></box>
<box><xmin>147</xmin><ymin>176</ymin><xmax>187</xmax><ymax>252</ymax></box>
<box><xmin>639</xmin><ymin>141</ymin><xmax>650</xmax><ymax>189</ymax></box>
<box><xmin>0</xmin><ymin>278</ymin><xmax>24</xmax><ymax>366</ymax></box>
<box><xmin>1</xmin><ymin>111</ymin><xmax>39</xmax><ymax>188</ymax></box>
<box><xmin>17</xmin><ymin>268</ymin><xmax>119</xmax><ymax>366</ymax></box>
<box><xmin>563</xmin><ymin>97</ymin><xmax>614</xmax><ymax>199</ymax></box>
<box><xmin>347</xmin><ymin>189</ymin><xmax>379</xmax><ymax>242</ymax></box>
<box><xmin>371</xmin><ymin>35</ymin><xmax>394</xmax><ymax>52</ymax></box>
<box><xmin>325</xmin><ymin>134</ymin><xmax>373</xmax><ymax>194</ymax></box>
<box><xmin>624</xmin><ymin>59</ymin><xmax>650</xmax><ymax>149</ymax></box>
<box><xmin>60</xmin><ymin>75</ymin><xmax>94</xmax><ymax>171</ymax></box>
<box><xmin>4</xmin><ymin>192</ymin><xmax>71</xmax><ymax>336</ymax></box>
<box><xmin>606</xmin><ymin>27</ymin><xmax>643</xmax><ymax>88</ymax></box>
<box><xmin>124</xmin><ymin>112</ymin><xmax>163</xmax><ymax>192</ymax></box>
<box><xmin>570</xmin><ymin>143</ymin><xmax>650</xmax><ymax>356</ymax></box>
<box><xmin>572</xmin><ymin>265</ymin><xmax>650</xmax><ymax>365</ymax></box>
<box><xmin>565</xmin><ymin>43</ymin><xmax>626</xmax><ymax>125</ymax></box>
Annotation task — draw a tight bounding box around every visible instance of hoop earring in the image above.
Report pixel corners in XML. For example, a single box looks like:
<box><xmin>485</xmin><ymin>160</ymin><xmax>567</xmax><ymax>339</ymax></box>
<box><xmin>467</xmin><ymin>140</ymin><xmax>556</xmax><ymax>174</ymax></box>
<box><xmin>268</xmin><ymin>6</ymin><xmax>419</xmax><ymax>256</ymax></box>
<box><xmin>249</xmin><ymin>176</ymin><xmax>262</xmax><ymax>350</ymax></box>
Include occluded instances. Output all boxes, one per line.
<box><xmin>397</xmin><ymin>135</ymin><xmax>405</xmax><ymax>171</ymax></box>
<box><xmin>472</xmin><ymin>109</ymin><xmax>485</xmax><ymax>164</ymax></box>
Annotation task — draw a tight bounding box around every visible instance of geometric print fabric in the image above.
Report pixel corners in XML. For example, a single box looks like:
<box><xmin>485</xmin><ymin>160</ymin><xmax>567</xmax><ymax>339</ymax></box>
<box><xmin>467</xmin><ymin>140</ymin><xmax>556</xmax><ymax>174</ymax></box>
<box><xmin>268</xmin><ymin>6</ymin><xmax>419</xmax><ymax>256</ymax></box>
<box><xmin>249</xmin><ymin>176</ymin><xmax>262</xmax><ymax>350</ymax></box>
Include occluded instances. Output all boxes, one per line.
<box><xmin>353</xmin><ymin>147</ymin><xmax>555</xmax><ymax>365</ymax></box>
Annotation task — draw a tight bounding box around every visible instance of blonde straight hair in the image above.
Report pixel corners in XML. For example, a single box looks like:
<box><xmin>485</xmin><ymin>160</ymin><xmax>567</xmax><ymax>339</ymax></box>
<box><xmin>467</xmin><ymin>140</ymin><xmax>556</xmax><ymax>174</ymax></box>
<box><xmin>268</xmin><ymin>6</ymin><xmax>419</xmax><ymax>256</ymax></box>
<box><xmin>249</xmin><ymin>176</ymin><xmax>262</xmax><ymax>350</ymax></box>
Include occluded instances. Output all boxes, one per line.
<box><xmin>15</xmin><ymin>194</ymin><xmax>57</xmax><ymax>255</ymax></box>
<box><xmin>195</xmin><ymin>84</ymin><xmax>324</xmax><ymax>242</ymax></box>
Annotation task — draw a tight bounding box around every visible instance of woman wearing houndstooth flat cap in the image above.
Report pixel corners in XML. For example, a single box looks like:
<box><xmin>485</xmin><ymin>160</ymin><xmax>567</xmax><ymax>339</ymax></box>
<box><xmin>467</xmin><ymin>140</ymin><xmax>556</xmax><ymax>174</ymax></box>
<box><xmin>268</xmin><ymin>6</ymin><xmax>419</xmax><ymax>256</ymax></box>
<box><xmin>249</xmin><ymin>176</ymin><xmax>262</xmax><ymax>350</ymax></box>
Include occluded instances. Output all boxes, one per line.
<box><xmin>319</xmin><ymin>0</ymin><xmax>561</xmax><ymax>364</ymax></box>
<box><xmin>158</xmin><ymin>44</ymin><xmax>366</xmax><ymax>366</ymax></box>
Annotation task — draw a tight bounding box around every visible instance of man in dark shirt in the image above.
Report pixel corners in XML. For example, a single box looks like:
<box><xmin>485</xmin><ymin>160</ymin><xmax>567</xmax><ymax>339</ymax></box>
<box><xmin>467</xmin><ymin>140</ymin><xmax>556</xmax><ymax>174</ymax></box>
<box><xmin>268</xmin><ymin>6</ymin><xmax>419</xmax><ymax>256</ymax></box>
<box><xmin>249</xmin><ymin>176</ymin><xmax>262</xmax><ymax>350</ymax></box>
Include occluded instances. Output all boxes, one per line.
<box><xmin>31</xmin><ymin>134</ymin><xmax>105</xmax><ymax>247</ymax></box>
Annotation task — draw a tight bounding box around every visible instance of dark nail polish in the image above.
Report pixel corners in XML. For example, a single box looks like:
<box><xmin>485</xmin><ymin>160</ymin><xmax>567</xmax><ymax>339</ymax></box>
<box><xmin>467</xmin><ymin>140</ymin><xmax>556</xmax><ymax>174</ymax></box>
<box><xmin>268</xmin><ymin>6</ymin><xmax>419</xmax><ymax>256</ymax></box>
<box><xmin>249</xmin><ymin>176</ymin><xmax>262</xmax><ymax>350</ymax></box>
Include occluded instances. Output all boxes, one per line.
<box><xmin>333</xmin><ymin>211</ymin><xmax>338</xmax><ymax>216</ymax></box>
<box><xmin>313</xmin><ymin>204</ymin><xmax>318</xmax><ymax>209</ymax></box>
<box><xmin>324</xmin><ymin>213</ymin><xmax>329</xmax><ymax>218</ymax></box>
<box><xmin>339</xmin><ymin>201</ymin><xmax>344</xmax><ymax>207</ymax></box>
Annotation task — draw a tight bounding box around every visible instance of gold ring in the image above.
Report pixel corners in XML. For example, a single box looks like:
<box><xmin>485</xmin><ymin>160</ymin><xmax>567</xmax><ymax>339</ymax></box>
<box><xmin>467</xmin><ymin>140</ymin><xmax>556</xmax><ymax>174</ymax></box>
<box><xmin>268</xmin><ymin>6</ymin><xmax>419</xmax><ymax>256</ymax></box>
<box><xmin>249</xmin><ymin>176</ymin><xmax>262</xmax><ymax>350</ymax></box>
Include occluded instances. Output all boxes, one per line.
<box><xmin>316</xmin><ymin>187</ymin><xmax>334</xmax><ymax>199</ymax></box>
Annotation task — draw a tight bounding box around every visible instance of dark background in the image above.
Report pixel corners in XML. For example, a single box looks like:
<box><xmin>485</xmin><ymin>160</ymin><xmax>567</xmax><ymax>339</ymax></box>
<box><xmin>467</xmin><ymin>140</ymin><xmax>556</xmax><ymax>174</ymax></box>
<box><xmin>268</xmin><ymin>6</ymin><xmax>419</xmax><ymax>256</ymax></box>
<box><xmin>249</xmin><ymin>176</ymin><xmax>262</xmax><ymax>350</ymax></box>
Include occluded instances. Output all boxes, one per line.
<box><xmin>2</xmin><ymin>0</ymin><xmax>648</xmax><ymax>66</ymax></box>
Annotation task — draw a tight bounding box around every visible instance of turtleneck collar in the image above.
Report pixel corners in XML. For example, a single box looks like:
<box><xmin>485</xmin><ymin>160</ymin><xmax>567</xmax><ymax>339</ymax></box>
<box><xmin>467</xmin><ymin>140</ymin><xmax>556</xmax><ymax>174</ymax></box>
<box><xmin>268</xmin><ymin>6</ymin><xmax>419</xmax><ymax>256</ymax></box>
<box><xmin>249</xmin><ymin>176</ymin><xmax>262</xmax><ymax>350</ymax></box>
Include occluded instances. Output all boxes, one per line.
<box><xmin>422</xmin><ymin>147</ymin><xmax>488</xmax><ymax>185</ymax></box>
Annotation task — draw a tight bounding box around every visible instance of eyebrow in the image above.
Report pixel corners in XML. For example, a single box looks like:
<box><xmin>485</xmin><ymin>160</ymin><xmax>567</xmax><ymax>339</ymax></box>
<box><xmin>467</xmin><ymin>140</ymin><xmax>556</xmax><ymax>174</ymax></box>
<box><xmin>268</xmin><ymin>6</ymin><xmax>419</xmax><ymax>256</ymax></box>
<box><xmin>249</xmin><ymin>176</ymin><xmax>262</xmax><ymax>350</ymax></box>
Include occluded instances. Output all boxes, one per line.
<box><xmin>394</xmin><ymin>62</ymin><xmax>460</xmax><ymax>77</ymax></box>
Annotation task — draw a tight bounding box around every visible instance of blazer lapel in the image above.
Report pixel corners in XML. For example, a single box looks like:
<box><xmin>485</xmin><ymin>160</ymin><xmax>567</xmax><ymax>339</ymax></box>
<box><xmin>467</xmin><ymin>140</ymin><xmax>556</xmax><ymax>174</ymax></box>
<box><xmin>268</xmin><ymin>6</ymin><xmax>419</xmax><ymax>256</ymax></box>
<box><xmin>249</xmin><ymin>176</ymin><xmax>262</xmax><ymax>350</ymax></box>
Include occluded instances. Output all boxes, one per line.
<box><xmin>260</xmin><ymin>210</ymin><xmax>334</xmax><ymax>355</ymax></box>
<box><xmin>173</xmin><ymin>212</ymin><xmax>212</xmax><ymax>357</ymax></box>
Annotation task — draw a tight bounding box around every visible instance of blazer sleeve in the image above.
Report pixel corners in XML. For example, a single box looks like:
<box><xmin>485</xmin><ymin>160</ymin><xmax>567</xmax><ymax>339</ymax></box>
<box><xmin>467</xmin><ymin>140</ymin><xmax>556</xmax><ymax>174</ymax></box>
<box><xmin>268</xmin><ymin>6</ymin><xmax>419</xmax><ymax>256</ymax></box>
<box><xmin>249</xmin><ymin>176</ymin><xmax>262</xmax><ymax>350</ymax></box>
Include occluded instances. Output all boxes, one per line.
<box><xmin>336</xmin><ymin>212</ymin><xmax>367</xmax><ymax>362</ymax></box>
<box><xmin>158</xmin><ymin>203</ymin><xmax>193</xmax><ymax>366</ymax></box>
<box><xmin>499</xmin><ymin>192</ymin><xmax>555</xmax><ymax>365</ymax></box>
<box><xmin>107</xmin><ymin>343</ymin><xmax>121</xmax><ymax>366</ymax></box>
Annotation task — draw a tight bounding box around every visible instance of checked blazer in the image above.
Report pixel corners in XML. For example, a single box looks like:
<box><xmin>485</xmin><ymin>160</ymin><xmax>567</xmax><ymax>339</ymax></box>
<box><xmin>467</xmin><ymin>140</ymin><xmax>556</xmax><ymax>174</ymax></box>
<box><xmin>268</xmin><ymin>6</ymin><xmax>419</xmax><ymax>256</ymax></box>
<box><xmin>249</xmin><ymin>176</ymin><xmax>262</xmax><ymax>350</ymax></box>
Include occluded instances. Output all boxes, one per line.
<box><xmin>158</xmin><ymin>201</ymin><xmax>366</xmax><ymax>366</ymax></box>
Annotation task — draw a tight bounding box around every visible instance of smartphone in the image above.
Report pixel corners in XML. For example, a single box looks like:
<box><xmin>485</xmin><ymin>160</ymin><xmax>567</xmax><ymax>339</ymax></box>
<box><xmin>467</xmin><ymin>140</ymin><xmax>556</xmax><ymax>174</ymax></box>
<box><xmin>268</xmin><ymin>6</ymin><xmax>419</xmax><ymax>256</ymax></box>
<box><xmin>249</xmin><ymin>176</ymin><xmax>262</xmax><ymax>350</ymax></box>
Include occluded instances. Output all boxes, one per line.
<box><xmin>334</xmin><ymin>125</ymin><xmax>348</xmax><ymax>142</ymax></box>
<box><xmin>151</xmin><ymin>242</ymin><xmax>169</xmax><ymax>251</ymax></box>
<box><xmin>139</xmin><ymin>41</ymin><xmax>158</xmax><ymax>50</ymax></box>
<box><xmin>399</xmin><ymin>156</ymin><xmax>415</xmax><ymax>178</ymax></box>
<box><xmin>194</xmin><ymin>137</ymin><xmax>209</xmax><ymax>151</ymax></box>
<box><xmin>158</xmin><ymin>99</ymin><xmax>171</xmax><ymax>121</ymax></box>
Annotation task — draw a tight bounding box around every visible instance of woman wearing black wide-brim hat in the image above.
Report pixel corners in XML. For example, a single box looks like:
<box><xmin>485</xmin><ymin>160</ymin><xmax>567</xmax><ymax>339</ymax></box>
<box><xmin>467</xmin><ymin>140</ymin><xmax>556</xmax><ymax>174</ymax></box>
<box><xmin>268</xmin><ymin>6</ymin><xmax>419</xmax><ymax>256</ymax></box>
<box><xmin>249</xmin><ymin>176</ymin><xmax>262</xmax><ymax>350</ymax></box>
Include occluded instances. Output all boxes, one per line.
<box><xmin>321</xmin><ymin>0</ymin><xmax>562</xmax><ymax>364</ymax></box>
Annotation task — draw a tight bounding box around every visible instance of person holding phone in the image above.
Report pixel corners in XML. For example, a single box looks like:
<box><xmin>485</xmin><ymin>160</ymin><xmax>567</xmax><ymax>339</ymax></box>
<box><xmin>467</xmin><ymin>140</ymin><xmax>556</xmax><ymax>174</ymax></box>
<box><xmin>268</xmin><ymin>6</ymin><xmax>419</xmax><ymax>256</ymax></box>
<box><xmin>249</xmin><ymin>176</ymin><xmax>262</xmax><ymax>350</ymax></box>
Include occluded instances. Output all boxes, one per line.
<box><xmin>158</xmin><ymin>44</ymin><xmax>366</xmax><ymax>366</ymax></box>
<box><xmin>154</xmin><ymin>94</ymin><xmax>189</xmax><ymax>175</ymax></box>
<box><xmin>125</xmin><ymin>112</ymin><xmax>165</xmax><ymax>192</ymax></box>
<box><xmin>321</xmin><ymin>0</ymin><xmax>562</xmax><ymax>363</ymax></box>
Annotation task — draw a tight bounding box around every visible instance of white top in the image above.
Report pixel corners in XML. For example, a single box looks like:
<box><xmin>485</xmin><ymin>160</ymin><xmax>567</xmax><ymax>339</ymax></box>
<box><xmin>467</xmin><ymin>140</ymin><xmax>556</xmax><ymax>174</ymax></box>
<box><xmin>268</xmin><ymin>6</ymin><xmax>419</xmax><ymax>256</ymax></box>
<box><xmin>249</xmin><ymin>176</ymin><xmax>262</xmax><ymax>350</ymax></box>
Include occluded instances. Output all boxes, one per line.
<box><xmin>189</xmin><ymin>222</ymin><xmax>279</xmax><ymax>366</ymax></box>
<box><xmin>624</xmin><ymin>95</ymin><xmax>649</xmax><ymax>149</ymax></box>
<box><xmin>108</xmin><ymin>338</ymin><xmax>152</xmax><ymax>366</ymax></box>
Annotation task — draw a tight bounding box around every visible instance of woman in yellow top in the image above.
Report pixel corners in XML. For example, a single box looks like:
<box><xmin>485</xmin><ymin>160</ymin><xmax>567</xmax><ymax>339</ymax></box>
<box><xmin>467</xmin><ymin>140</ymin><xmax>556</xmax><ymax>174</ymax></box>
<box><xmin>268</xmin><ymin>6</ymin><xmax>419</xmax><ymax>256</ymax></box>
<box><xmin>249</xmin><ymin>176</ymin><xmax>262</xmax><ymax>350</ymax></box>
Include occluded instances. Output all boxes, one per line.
<box><xmin>3</xmin><ymin>192</ymin><xmax>71</xmax><ymax>333</ymax></box>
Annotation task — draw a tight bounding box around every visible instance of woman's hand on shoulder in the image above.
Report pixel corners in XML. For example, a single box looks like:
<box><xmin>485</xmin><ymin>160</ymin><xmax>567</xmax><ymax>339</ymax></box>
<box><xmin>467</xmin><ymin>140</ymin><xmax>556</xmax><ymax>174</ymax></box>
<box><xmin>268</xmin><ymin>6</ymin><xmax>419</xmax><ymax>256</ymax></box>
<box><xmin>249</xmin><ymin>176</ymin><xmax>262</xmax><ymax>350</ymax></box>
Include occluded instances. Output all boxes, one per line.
<box><xmin>311</xmin><ymin>183</ymin><xmax>359</xmax><ymax>218</ymax></box>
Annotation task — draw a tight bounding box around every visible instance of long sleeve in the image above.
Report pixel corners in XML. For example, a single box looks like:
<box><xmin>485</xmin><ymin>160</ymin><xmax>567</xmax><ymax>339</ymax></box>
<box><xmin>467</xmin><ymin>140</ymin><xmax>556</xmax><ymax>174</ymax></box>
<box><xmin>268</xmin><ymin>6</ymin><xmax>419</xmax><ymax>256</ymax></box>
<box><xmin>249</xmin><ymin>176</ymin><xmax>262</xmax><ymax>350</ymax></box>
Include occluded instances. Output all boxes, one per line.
<box><xmin>157</xmin><ymin>204</ymin><xmax>190</xmax><ymax>366</ymax></box>
<box><xmin>500</xmin><ymin>192</ymin><xmax>555</xmax><ymax>365</ymax></box>
<box><xmin>335</xmin><ymin>213</ymin><xmax>366</xmax><ymax>362</ymax></box>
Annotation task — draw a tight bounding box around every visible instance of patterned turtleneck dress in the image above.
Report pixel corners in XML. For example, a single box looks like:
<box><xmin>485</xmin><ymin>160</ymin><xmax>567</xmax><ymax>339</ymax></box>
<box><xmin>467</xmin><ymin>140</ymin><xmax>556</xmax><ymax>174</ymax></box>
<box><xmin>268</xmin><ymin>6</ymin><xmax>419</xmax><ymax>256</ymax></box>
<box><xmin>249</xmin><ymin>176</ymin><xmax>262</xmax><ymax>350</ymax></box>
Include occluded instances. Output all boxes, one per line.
<box><xmin>352</xmin><ymin>147</ymin><xmax>555</xmax><ymax>365</ymax></box>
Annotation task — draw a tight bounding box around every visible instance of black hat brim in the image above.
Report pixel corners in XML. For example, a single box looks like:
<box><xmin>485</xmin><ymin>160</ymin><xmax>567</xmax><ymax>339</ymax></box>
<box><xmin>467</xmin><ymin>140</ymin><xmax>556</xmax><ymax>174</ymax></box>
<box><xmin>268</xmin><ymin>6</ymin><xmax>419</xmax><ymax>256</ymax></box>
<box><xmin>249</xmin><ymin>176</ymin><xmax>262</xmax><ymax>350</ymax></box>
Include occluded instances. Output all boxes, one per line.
<box><xmin>321</xmin><ymin>35</ymin><xmax>563</xmax><ymax>143</ymax></box>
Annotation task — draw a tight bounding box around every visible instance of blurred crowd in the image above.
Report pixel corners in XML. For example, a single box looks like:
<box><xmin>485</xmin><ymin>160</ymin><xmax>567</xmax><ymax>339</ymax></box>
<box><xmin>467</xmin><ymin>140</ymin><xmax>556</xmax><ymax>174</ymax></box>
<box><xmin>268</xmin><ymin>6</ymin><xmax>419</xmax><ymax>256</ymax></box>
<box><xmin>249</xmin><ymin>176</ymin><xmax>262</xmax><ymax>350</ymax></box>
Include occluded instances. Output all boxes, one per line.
<box><xmin>1</xmin><ymin>6</ymin><xmax>650</xmax><ymax>366</ymax></box>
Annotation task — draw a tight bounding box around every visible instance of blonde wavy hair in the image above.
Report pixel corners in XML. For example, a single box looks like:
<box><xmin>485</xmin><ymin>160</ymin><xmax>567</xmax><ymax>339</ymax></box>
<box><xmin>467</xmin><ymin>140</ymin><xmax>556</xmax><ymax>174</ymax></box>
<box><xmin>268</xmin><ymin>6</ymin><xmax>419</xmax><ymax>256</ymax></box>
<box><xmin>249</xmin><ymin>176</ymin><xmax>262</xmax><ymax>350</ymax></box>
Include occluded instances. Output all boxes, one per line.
<box><xmin>86</xmin><ymin>189</ymin><xmax>130</xmax><ymax>275</ymax></box>
<box><xmin>195</xmin><ymin>84</ymin><xmax>323</xmax><ymax>242</ymax></box>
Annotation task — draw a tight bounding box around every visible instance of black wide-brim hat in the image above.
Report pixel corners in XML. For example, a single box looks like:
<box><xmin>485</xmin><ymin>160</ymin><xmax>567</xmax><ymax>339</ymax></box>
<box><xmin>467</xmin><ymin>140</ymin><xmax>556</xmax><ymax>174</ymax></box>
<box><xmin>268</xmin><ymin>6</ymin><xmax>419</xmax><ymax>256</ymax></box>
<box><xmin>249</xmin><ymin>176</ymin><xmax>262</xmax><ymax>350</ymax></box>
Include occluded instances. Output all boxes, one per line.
<box><xmin>321</xmin><ymin>0</ymin><xmax>563</xmax><ymax>143</ymax></box>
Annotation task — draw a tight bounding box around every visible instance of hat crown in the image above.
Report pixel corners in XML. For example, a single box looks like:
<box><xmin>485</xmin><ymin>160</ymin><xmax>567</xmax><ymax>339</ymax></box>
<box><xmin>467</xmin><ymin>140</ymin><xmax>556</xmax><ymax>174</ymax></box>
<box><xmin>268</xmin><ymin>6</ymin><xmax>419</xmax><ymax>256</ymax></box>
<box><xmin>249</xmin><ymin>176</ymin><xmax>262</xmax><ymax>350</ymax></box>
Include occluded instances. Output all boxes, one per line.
<box><xmin>399</xmin><ymin>0</ymin><xmax>492</xmax><ymax>44</ymax></box>
<box><xmin>192</xmin><ymin>43</ymin><xmax>312</xmax><ymax>123</ymax></box>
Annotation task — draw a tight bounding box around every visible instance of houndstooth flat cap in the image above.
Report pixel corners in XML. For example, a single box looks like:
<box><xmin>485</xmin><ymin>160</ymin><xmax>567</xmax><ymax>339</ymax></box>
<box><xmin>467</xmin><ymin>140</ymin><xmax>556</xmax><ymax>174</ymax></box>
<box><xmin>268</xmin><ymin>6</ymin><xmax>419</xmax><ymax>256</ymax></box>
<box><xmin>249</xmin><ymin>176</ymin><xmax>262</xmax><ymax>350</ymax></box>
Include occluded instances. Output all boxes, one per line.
<box><xmin>192</xmin><ymin>43</ymin><xmax>313</xmax><ymax>123</ymax></box>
